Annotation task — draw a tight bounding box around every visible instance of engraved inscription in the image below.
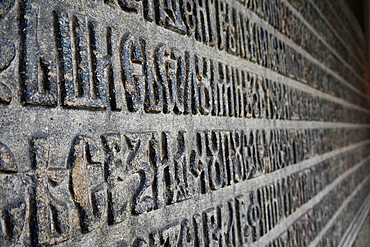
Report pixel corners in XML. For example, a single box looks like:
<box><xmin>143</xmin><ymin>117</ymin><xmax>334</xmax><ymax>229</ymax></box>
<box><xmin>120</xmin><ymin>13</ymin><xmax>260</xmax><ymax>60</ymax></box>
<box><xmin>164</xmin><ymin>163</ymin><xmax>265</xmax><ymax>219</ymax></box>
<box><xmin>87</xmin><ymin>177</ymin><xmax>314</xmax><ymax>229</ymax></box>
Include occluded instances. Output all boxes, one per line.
<box><xmin>55</xmin><ymin>13</ymin><xmax>107</xmax><ymax>109</ymax></box>
<box><xmin>15</xmin><ymin>3</ymin><xmax>368</xmax><ymax>113</ymax></box>
<box><xmin>30</xmin><ymin>136</ymin><xmax>70</xmax><ymax>245</ymax></box>
<box><xmin>0</xmin><ymin>126</ymin><xmax>365</xmax><ymax>244</ymax></box>
<box><xmin>0</xmin><ymin>0</ymin><xmax>369</xmax><ymax>246</ymax></box>
<box><xmin>19</xmin><ymin>0</ymin><xmax>58</xmax><ymax>106</ymax></box>
<box><xmin>69</xmin><ymin>136</ymin><xmax>106</xmax><ymax>232</ymax></box>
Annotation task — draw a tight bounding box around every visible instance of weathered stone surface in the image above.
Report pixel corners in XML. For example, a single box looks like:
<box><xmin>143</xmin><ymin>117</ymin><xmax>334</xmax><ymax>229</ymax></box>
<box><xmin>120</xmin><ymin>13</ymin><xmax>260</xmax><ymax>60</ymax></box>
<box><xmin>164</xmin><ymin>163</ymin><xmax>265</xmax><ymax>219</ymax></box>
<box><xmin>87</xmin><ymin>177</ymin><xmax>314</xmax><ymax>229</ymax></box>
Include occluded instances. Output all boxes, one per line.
<box><xmin>0</xmin><ymin>0</ymin><xmax>369</xmax><ymax>246</ymax></box>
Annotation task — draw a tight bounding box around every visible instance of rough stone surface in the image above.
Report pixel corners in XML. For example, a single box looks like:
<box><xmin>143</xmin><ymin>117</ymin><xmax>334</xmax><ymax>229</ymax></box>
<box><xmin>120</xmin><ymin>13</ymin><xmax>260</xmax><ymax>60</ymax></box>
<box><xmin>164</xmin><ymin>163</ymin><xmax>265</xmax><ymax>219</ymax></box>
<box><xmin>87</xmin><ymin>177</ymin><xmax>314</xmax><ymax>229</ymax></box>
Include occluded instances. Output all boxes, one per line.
<box><xmin>0</xmin><ymin>0</ymin><xmax>369</xmax><ymax>246</ymax></box>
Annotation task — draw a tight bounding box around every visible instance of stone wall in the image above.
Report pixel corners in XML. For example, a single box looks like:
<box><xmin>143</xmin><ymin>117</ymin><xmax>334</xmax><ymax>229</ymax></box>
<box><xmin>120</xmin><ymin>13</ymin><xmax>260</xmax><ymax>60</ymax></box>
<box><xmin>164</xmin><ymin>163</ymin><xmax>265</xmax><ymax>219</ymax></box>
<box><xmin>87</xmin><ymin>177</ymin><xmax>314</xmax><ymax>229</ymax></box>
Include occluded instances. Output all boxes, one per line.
<box><xmin>0</xmin><ymin>0</ymin><xmax>369</xmax><ymax>246</ymax></box>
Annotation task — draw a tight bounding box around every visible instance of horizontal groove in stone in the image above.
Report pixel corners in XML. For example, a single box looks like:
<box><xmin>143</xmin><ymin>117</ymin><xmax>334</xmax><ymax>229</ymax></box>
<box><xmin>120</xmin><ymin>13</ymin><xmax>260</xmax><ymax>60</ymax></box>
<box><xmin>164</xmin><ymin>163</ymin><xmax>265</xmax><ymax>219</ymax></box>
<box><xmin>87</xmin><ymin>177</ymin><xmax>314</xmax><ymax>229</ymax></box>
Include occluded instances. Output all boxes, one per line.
<box><xmin>338</xmin><ymin>193</ymin><xmax>370</xmax><ymax>247</ymax></box>
<box><xmin>254</xmin><ymin>155</ymin><xmax>370</xmax><ymax>247</ymax></box>
<box><xmin>309</xmin><ymin>0</ymin><xmax>364</xmax><ymax>64</ymax></box>
<box><xmin>308</xmin><ymin>171</ymin><xmax>370</xmax><ymax>247</ymax></box>
<box><xmin>286</xmin><ymin>0</ymin><xmax>364</xmax><ymax>75</ymax></box>
<box><xmin>58</xmin><ymin>139</ymin><xmax>370</xmax><ymax>245</ymax></box>
<box><xmin>2</xmin><ymin>106</ymin><xmax>370</xmax><ymax>137</ymax></box>
<box><xmin>226</xmin><ymin>0</ymin><xmax>366</xmax><ymax>90</ymax></box>
<box><xmin>333</xmin><ymin>0</ymin><xmax>365</xmax><ymax>43</ymax></box>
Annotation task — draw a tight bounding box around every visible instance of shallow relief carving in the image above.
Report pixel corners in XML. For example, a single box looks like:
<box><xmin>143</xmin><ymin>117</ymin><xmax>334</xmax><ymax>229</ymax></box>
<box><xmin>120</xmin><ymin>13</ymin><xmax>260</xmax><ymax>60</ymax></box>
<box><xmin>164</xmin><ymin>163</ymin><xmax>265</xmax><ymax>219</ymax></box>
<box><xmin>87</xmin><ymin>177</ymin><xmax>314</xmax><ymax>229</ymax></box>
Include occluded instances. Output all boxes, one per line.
<box><xmin>9</xmin><ymin>0</ymin><xmax>368</xmax><ymax>114</ymax></box>
<box><xmin>0</xmin><ymin>126</ymin><xmax>368</xmax><ymax>245</ymax></box>
<box><xmin>0</xmin><ymin>142</ymin><xmax>27</xmax><ymax>246</ymax></box>
<box><xmin>0</xmin><ymin>0</ymin><xmax>369</xmax><ymax>246</ymax></box>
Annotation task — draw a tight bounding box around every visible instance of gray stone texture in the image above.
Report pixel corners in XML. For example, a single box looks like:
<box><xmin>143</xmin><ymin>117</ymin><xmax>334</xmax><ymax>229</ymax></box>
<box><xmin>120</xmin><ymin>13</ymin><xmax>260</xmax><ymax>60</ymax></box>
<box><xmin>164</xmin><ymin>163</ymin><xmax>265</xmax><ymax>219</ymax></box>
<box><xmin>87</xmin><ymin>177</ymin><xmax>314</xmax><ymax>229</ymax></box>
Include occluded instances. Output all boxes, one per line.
<box><xmin>0</xmin><ymin>0</ymin><xmax>369</xmax><ymax>246</ymax></box>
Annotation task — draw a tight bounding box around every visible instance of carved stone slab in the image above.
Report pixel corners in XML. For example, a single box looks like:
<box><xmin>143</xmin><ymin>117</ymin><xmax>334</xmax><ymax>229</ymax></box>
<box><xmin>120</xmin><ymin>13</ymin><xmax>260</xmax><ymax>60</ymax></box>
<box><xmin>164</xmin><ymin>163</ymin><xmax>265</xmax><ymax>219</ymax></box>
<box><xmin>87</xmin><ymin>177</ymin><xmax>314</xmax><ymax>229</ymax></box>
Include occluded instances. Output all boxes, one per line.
<box><xmin>0</xmin><ymin>0</ymin><xmax>369</xmax><ymax>246</ymax></box>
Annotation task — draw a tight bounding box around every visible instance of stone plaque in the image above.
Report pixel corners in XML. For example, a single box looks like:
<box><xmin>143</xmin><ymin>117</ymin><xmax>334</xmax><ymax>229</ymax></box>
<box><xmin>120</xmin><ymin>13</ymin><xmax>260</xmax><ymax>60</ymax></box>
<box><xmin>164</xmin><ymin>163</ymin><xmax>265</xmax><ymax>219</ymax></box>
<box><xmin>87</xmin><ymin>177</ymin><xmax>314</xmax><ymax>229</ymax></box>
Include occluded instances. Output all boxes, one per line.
<box><xmin>0</xmin><ymin>0</ymin><xmax>369</xmax><ymax>246</ymax></box>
